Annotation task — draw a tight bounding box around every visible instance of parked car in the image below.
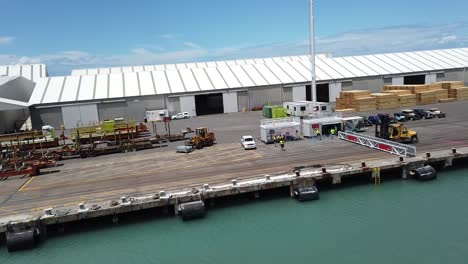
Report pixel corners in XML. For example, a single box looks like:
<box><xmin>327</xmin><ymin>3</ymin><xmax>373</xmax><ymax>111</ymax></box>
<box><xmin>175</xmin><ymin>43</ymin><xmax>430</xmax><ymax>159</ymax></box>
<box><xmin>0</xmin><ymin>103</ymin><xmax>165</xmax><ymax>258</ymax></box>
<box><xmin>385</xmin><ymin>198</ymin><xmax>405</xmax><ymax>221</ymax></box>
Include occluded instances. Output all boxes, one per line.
<box><xmin>367</xmin><ymin>116</ymin><xmax>381</xmax><ymax>125</ymax></box>
<box><xmin>171</xmin><ymin>112</ymin><xmax>190</xmax><ymax>120</ymax></box>
<box><xmin>363</xmin><ymin>118</ymin><xmax>373</xmax><ymax>127</ymax></box>
<box><xmin>378</xmin><ymin>113</ymin><xmax>396</xmax><ymax>124</ymax></box>
<box><xmin>413</xmin><ymin>109</ymin><xmax>433</xmax><ymax>119</ymax></box>
<box><xmin>427</xmin><ymin>108</ymin><xmax>446</xmax><ymax>118</ymax></box>
<box><xmin>402</xmin><ymin>109</ymin><xmax>420</xmax><ymax>121</ymax></box>
<box><xmin>394</xmin><ymin>112</ymin><xmax>407</xmax><ymax>122</ymax></box>
<box><xmin>241</xmin><ymin>135</ymin><xmax>257</xmax><ymax>150</ymax></box>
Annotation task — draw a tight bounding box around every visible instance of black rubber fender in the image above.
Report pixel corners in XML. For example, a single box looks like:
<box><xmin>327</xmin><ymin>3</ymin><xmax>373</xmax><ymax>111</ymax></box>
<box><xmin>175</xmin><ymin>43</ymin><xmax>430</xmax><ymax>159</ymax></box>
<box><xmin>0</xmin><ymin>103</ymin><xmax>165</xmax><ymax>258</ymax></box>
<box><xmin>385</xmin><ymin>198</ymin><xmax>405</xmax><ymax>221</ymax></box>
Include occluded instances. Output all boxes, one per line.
<box><xmin>6</xmin><ymin>228</ymin><xmax>39</xmax><ymax>252</ymax></box>
<box><xmin>412</xmin><ymin>165</ymin><xmax>437</xmax><ymax>181</ymax></box>
<box><xmin>179</xmin><ymin>201</ymin><xmax>206</xmax><ymax>221</ymax></box>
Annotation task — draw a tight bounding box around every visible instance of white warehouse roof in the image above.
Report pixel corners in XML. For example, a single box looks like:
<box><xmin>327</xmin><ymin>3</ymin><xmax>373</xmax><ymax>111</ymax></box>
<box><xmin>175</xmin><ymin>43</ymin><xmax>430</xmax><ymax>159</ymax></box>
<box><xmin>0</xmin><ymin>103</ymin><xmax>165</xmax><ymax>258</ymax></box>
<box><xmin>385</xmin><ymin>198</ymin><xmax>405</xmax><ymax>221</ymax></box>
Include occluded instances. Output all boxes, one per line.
<box><xmin>0</xmin><ymin>64</ymin><xmax>48</xmax><ymax>83</ymax></box>
<box><xmin>30</xmin><ymin>48</ymin><xmax>468</xmax><ymax>105</ymax></box>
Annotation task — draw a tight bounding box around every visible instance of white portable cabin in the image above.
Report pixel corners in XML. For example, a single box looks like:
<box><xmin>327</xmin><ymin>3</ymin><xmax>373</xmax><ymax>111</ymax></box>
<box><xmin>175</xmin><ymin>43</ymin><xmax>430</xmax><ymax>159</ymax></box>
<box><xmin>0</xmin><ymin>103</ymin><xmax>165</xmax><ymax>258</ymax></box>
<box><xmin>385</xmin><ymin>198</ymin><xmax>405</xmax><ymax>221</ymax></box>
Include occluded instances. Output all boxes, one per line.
<box><xmin>260</xmin><ymin>117</ymin><xmax>301</xmax><ymax>143</ymax></box>
<box><xmin>283</xmin><ymin>102</ymin><xmax>308</xmax><ymax>117</ymax></box>
<box><xmin>342</xmin><ymin>116</ymin><xmax>365</xmax><ymax>132</ymax></box>
<box><xmin>283</xmin><ymin>101</ymin><xmax>331</xmax><ymax>117</ymax></box>
<box><xmin>302</xmin><ymin>116</ymin><xmax>343</xmax><ymax>137</ymax></box>
<box><xmin>146</xmin><ymin>109</ymin><xmax>169</xmax><ymax>122</ymax></box>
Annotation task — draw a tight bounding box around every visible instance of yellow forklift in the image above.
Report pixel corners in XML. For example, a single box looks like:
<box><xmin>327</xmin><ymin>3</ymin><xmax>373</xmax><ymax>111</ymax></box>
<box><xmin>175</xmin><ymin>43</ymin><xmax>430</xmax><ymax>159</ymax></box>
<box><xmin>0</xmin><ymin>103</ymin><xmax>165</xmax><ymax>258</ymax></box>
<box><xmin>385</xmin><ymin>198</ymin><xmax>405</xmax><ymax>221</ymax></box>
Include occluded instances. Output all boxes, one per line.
<box><xmin>375</xmin><ymin>115</ymin><xmax>418</xmax><ymax>143</ymax></box>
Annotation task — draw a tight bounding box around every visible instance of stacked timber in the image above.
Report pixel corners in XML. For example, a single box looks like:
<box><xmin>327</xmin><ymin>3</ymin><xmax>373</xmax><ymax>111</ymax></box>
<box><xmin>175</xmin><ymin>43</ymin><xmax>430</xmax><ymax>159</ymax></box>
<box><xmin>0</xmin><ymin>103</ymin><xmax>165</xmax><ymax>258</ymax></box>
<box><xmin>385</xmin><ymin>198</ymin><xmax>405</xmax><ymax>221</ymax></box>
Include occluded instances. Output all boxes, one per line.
<box><xmin>398</xmin><ymin>94</ymin><xmax>417</xmax><ymax>107</ymax></box>
<box><xmin>382</xmin><ymin>89</ymin><xmax>416</xmax><ymax>107</ymax></box>
<box><xmin>371</xmin><ymin>93</ymin><xmax>400</xmax><ymax>110</ymax></box>
<box><xmin>351</xmin><ymin>97</ymin><xmax>377</xmax><ymax>111</ymax></box>
<box><xmin>383</xmin><ymin>85</ymin><xmax>431</xmax><ymax>93</ymax></box>
<box><xmin>432</xmin><ymin>81</ymin><xmax>464</xmax><ymax>90</ymax></box>
<box><xmin>336</xmin><ymin>90</ymin><xmax>376</xmax><ymax>111</ymax></box>
<box><xmin>448</xmin><ymin>87</ymin><xmax>468</xmax><ymax>100</ymax></box>
<box><xmin>416</xmin><ymin>91</ymin><xmax>437</xmax><ymax>105</ymax></box>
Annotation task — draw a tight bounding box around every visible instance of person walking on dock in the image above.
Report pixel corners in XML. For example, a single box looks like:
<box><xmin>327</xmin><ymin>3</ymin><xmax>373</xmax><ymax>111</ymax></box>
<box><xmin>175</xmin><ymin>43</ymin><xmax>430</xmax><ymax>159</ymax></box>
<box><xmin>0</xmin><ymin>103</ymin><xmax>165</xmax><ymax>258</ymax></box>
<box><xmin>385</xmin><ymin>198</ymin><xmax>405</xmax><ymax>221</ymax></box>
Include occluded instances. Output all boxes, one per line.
<box><xmin>280</xmin><ymin>138</ymin><xmax>285</xmax><ymax>151</ymax></box>
<box><xmin>273</xmin><ymin>135</ymin><xmax>277</xmax><ymax>147</ymax></box>
<box><xmin>330</xmin><ymin>128</ymin><xmax>336</xmax><ymax>139</ymax></box>
<box><xmin>315</xmin><ymin>128</ymin><xmax>321</xmax><ymax>140</ymax></box>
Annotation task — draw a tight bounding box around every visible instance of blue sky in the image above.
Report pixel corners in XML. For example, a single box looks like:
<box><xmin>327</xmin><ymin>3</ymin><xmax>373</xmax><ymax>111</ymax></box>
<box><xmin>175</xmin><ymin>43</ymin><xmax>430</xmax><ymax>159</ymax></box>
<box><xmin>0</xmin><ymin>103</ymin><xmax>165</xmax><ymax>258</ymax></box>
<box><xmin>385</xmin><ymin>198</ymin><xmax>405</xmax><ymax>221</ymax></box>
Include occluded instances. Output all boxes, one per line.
<box><xmin>1</xmin><ymin>0</ymin><xmax>468</xmax><ymax>75</ymax></box>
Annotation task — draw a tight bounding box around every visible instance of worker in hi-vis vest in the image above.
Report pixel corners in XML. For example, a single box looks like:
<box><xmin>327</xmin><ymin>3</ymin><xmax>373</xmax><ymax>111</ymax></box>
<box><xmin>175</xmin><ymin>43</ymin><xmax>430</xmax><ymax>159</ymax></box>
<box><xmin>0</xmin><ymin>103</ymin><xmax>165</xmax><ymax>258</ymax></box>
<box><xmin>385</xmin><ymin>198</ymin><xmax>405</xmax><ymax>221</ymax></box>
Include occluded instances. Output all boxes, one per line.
<box><xmin>315</xmin><ymin>128</ymin><xmax>321</xmax><ymax>140</ymax></box>
<box><xmin>273</xmin><ymin>135</ymin><xmax>277</xmax><ymax>147</ymax></box>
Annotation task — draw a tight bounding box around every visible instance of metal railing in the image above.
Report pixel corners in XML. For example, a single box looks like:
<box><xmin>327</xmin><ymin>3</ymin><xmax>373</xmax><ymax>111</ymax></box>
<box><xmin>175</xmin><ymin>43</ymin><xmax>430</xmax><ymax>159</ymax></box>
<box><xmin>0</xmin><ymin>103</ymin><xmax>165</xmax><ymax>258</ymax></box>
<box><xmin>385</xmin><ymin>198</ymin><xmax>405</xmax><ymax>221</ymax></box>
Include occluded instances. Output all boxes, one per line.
<box><xmin>338</xmin><ymin>131</ymin><xmax>417</xmax><ymax>157</ymax></box>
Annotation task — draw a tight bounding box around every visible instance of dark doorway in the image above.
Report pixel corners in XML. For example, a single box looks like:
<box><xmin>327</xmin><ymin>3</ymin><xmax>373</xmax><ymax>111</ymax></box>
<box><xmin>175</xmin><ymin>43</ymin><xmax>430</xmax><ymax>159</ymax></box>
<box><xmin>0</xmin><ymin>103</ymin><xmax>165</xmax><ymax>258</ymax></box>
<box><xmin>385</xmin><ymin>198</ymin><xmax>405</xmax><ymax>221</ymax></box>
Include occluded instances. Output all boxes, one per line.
<box><xmin>305</xmin><ymin>84</ymin><xmax>329</xmax><ymax>102</ymax></box>
<box><xmin>404</xmin><ymin>75</ymin><xmax>425</xmax><ymax>85</ymax></box>
<box><xmin>317</xmin><ymin>83</ymin><xmax>330</xmax><ymax>102</ymax></box>
<box><xmin>195</xmin><ymin>93</ymin><xmax>224</xmax><ymax>116</ymax></box>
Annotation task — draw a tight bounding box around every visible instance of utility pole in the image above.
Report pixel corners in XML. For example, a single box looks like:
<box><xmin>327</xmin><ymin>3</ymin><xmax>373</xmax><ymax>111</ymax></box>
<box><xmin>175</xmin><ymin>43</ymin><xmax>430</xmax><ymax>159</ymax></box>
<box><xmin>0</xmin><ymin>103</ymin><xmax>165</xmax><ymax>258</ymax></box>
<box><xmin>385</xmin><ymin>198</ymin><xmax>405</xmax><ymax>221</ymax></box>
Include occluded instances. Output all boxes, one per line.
<box><xmin>309</xmin><ymin>0</ymin><xmax>317</xmax><ymax>107</ymax></box>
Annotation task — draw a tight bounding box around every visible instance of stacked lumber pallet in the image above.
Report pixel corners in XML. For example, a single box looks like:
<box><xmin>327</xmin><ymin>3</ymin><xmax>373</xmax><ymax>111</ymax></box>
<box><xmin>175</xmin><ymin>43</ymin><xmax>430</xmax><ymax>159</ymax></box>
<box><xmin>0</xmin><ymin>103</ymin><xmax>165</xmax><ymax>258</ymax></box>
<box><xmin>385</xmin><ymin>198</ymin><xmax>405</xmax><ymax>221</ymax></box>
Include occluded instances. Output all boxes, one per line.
<box><xmin>448</xmin><ymin>87</ymin><xmax>468</xmax><ymax>100</ymax></box>
<box><xmin>383</xmin><ymin>89</ymin><xmax>417</xmax><ymax>107</ymax></box>
<box><xmin>371</xmin><ymin>93</ymin><xmax>400</xmax><ymax>110</ymax></box>
<box><xmin>383</xmin><ymin>85</ymin><xmax>432</xmax><ymax>93</ymax></box>
<box><xmin>398</xmin><ymin>94</ymin><xmax>417</xmax><ymax>107</ymax></box>
<box><xmin>351</xmin><ymin>97</ymin><xmax>377</xmax><ymax>111</ymax></box>
<box><xmin>434</xmin><ymin>81</ymin><xmax>464</xmax><ymax>90</ymax></box>
<box><xmin>336</xmin><ymin>90</ymin><xmax>376</xmax><ymax>111</ymax></box>
<box><xmin>416</xmin><ymin>91</ymin><xmax>437</xmax><ymax>105</ymax></box>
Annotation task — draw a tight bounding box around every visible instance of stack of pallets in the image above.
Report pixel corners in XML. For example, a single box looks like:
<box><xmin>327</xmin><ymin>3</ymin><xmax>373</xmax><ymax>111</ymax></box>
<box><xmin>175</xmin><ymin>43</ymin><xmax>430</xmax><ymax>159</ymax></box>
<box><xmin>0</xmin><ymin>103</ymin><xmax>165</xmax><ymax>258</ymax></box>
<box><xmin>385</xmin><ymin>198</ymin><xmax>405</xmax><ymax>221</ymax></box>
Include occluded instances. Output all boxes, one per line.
<box><xmin>336</xmin><ymin>90</ymin><xmax>376</xmax><ymax>111</ymax></box>
<box><xmin>448</xmin><ymin>87</ymin><xmax>468</xmax><ymax>100</ymax></box>
<box><xmin>371</xmin><ymin>93</ymin><xmax>400</xmax><ymax>110</ymax></box>
<box><xmin>382</xmin><ymin>90</ymin><xmax>417</xmax><ymax>107</ymax></box>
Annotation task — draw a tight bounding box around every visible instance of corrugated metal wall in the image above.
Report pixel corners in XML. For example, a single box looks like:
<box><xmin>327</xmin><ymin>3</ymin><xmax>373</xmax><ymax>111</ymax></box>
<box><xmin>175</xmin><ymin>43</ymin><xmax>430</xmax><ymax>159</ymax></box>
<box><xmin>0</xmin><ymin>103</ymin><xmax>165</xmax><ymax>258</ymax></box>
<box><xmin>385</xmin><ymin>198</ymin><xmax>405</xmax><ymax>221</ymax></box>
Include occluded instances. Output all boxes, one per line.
<box><xmin>166</xmin><ymin>97</ymin><xmax>180</xmax><ymax>115</ymax></box>
<box><xmin>237</xmin><ymin>91</ymin><xmax>249</xmax><ymax>111</ymax></box>
<box><xmin>248</xmin><ymin>85</ymin><xmax>282</xmax><ymax>107</ymax></box>
<box><xmin>127</xmin><ymin>96</ymin><xmax>165</xmax><ymax>121</ymax></box>
<box><xmin>98</xmin><ymin>102</ymin><xmax>129</xmax><ymax>121</ymax></box>
<box><xmin>352</xmin><ymin>77</ymin><xmax>382</xmax><ymax>92</ymax></box>
<box><xmin>283</xmin><ymin>87</ymin><xmax>293</xmax><ymax>102</ymax></box>
<box><xmin>30</xmin><ymin>107</ymin><xmax>63</xmax><ymax>129</ymax></box>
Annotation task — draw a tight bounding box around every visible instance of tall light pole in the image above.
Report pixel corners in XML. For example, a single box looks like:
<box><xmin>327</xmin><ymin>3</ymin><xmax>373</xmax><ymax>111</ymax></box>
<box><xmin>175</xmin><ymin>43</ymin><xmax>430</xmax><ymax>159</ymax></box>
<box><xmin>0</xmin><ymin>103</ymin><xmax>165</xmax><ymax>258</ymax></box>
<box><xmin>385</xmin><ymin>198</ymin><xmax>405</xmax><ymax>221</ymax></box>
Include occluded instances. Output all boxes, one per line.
<box><xmin>309</xmin><ymin>0</ymin><xmax>317</xmax><ymax>106</ymax></box>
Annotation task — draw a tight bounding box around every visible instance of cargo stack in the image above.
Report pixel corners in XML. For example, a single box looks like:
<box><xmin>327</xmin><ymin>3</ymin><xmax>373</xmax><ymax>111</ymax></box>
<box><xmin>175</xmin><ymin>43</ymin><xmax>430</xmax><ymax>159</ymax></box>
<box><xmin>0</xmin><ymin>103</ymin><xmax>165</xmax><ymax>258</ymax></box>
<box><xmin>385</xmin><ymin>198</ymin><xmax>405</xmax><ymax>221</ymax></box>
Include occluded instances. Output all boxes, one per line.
<box><xmin>382</xmin><ymin>90</ymin><xmax>417</xmax><ymax>107</ymax></box>
<box><xmin>336</xmin><ymin>90</ymin><xmax>376</xmax><ymax>111</ymax></box>
<box><xmin>448</xmin><ymin>87</ymin><xmax>468</xmax><ymax>100</ymax></box>
<box><xmin>416</xmin><ymin>91</ymin><xmax>437</xmax><ymax>105</ymax></box>
<box><xmin>371</xmin><ymin>93</ymin><xmax>400</xmax><ymax>110</ymax></box>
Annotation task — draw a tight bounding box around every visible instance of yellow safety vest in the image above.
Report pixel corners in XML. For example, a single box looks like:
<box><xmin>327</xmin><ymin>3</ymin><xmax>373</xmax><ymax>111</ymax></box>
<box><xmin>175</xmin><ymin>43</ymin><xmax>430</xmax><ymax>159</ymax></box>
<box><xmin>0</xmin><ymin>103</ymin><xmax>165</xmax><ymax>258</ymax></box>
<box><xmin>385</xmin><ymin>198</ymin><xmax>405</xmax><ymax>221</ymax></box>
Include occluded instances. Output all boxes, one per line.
<box><xmin>316</xmin><ymin>129</ymin><xmax>320</xmax><ymax>134</ymax></box>
<box><xmin>331</xmin><ymin>129</ymin><xmax>335</xmax><ymax>135</ymax></box>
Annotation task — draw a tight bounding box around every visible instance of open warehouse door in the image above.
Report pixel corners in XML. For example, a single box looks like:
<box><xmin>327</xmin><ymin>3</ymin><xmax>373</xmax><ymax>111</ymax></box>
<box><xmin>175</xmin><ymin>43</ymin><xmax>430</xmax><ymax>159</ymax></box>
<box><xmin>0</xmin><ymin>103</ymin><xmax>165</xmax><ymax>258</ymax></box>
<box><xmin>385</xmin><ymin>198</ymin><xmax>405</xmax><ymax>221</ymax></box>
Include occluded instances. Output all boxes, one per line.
<box><xmin>195</xmin><ymin>93</ymin><xmax>224</xmax><ymax>116</ymax></box>
<box><xmin>404</xmin><ymin>75</ymin><xmax>425</xmax><ymax>85</ymax></box>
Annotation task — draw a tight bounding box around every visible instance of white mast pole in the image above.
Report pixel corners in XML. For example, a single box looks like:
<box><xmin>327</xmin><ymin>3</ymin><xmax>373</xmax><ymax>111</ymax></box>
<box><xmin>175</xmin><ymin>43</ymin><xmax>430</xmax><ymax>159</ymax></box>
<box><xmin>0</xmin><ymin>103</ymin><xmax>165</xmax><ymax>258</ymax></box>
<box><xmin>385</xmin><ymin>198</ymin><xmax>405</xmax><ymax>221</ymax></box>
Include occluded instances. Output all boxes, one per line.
<box><xmin>309</xmin><ymin>0</ymin><xmax>317</xmax><ymax>106</ymax></box>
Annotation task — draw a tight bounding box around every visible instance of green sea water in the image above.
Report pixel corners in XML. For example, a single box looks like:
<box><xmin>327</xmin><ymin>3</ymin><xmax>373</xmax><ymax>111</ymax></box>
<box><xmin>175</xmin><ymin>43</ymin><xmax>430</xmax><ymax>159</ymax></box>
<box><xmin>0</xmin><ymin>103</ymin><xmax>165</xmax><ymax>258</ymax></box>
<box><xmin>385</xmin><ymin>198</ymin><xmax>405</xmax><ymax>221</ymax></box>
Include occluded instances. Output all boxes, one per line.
<box><xmin>1</xmin><ymin>168</ymin><xmax>468</xmax><ymax>264</ymax></box>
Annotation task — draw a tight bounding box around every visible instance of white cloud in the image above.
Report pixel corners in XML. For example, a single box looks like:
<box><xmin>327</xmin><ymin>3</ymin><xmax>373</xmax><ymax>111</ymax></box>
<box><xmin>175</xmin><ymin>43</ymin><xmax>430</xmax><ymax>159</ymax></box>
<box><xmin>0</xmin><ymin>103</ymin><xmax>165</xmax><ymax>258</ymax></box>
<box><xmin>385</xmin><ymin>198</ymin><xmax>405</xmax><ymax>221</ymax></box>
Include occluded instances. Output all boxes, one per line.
<box><xmin>2</xmin><ymin>23</ymin><xmax>467</xmax><ymax>76</ymax></box>
<box><xmin>438</xmin><ymin>35</ymin><xmax>457</xmax><ymax>44</ymax></box>
<box><xmin>184</xmin><ymin>42</ymin><xmax>202</xmax><ymax>49</ymax></box>
<box><xmin>160</xmin><ymin>34</ymin><xmax>177</xmax><ymax>39</ymax></box>
<box><xmin>0</xmin><ymin>36</ymin><xmax>14</xmax><ymax>45</ymax></box>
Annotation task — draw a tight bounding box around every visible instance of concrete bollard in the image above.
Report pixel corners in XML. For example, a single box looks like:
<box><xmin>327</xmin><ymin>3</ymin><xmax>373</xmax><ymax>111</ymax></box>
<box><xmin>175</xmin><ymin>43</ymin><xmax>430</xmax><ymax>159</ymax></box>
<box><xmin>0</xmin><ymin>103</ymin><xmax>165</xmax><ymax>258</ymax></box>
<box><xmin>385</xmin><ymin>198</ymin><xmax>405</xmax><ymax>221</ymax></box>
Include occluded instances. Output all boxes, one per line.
<box><xmin>42</xmin><ymin>208</ymin><xmax>55</xmax><ymax>219</ymax></box>
<box><xmin>78</xmin><ymin>203</ymin><xmax>89</xmax><ymax>213</ymax></box>
<box><xmin>121</xmin><ymin>196</ymin><xmax>131</xmax><ymax>205</ymax></box>
<box><xmin>426</xmin><ymin>153</ymin><xmax>431</xmax><ymax>158</ymax></box>
<box><xmin>232</xmin><ymin>179</ymin><xmax>237</xmax><ymax>186</ymax></box>
<box><xmin>44</xmin><ymin>208</ymin><xmax>53</xmax><ymax>216</ymax></box>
